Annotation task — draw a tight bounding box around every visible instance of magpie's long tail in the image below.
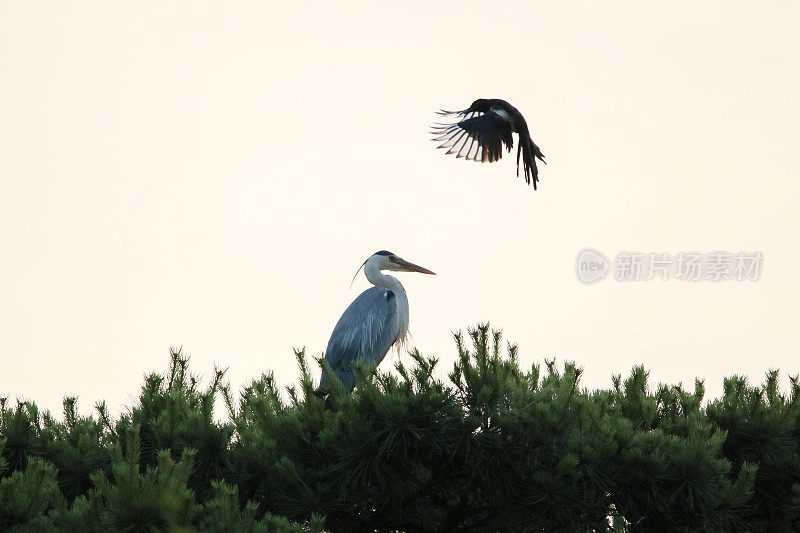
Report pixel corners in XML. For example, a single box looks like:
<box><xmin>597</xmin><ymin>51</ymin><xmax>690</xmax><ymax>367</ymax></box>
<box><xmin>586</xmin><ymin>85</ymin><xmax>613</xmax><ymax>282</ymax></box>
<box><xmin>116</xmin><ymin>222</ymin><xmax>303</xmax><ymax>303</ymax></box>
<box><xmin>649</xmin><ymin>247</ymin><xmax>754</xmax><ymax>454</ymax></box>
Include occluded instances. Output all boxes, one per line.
<box><xmin>516</xmin><ymin>134</ymin><xmax>546</xmax><ymax>189</ymax></box>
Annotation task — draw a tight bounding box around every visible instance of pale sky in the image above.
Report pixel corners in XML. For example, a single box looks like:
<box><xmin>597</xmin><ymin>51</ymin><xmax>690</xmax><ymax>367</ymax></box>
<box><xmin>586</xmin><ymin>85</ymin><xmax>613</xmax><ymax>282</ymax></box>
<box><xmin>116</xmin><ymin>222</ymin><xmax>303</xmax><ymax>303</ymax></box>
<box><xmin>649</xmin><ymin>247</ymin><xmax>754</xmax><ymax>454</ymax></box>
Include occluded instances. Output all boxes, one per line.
<box><xmin>2</xmin><ymin>2</ymin><xmax>799</xmax><ymax>417</ymax></box>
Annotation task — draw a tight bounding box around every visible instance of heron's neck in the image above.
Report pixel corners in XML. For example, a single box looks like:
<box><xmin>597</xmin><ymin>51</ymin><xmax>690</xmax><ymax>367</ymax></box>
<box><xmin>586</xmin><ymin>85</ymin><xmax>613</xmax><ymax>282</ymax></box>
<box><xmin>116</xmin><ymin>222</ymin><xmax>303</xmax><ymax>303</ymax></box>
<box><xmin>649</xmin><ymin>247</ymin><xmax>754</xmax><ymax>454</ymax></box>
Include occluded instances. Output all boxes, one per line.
<box><xmin>364</xmin><ymin>261</ymin><xmax>410</xmax><ymax>342</ymax></box>
<box><xmin>365</xmin><ymin>262</ymin><xmax>406</xmax><ymax>297</ymax></box>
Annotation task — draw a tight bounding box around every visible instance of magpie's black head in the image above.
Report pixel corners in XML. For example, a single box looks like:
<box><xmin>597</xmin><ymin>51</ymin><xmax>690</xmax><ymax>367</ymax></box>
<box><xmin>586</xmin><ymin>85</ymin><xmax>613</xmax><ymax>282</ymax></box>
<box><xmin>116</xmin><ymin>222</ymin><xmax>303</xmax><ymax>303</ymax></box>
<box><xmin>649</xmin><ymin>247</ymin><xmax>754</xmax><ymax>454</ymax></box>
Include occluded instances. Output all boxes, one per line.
<box><xmin>469</xmin><ymin>99</ymin><xmax>491</xmax><ymax>112</ymax></box>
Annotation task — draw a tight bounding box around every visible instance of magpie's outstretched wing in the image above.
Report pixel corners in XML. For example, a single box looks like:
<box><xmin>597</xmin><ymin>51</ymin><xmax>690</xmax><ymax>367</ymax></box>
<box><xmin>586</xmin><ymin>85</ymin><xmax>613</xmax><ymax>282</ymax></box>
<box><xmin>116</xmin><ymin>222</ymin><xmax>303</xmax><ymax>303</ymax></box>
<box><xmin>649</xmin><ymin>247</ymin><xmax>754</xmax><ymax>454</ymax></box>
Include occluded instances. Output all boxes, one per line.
<box><xmin>431</xmin><ymin>111</ymin><xmax>514</xmax><ymax>163</ymax></box>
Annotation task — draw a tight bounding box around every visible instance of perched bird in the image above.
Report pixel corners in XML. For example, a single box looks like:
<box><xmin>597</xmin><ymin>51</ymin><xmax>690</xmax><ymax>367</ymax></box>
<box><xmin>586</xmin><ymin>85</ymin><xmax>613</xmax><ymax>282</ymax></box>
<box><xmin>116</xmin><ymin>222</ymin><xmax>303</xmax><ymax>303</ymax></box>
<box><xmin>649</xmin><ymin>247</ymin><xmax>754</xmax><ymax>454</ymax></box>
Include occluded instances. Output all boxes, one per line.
<box><xmin>431</xmin><ymin>98</ymin><xmax>546</xmax><ymax>188</ymax></box>
<box><xmin>316</xmin><ymin>251</ymin><xmax>435</xmax><ymax>394</ymax></box>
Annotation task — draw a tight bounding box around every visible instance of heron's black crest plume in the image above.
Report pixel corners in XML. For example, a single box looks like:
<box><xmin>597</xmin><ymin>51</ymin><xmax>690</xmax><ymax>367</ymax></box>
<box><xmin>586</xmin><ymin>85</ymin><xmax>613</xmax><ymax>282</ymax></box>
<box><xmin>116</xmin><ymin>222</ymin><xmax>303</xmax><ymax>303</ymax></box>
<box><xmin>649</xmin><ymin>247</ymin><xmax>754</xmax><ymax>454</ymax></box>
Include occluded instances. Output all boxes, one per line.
<box><xmin>350</xmin><ymin>258</ymin><xmax>368</xmax><ymax>289</ymax></box>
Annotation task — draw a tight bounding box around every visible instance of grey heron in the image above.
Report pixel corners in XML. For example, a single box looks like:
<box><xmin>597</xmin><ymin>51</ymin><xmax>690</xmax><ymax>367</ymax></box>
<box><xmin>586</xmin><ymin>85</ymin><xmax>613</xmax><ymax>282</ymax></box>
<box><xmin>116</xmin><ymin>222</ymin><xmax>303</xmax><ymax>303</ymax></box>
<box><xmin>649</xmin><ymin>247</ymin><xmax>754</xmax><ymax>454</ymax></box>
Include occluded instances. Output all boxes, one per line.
<box><xmin>431</xmin><ymin>98</ymin><xmax>546</xmax><ymax>188</ymax></box>
<box><xmin>316</xmin><ymin>250</ymin><xmax>435</xmax><ymax>394</ymax></box>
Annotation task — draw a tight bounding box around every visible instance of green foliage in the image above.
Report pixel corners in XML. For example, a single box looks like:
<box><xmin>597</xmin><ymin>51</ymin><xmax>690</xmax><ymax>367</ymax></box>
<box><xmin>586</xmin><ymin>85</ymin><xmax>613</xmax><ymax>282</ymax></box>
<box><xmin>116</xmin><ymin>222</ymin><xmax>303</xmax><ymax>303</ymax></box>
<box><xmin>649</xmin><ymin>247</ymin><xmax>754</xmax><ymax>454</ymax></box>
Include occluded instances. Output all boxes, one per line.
<box><xmin>1</xmin><ymin>326</ymin><xmax>799</xmax><ymax>531</ymax></box>
<box><xmin>0</xmin><ymin>457</ymin><xmax>64</xmax><ymax>530</ymax></box>
<box><xmin>706</xmin><ymin>371</ymin><xmax>800</xmax><ymax>530</ymax></box>
<box><xmin>89</xmin><ymin>428</ymin><xmax>201</xmax><ymax>531</ymax></box>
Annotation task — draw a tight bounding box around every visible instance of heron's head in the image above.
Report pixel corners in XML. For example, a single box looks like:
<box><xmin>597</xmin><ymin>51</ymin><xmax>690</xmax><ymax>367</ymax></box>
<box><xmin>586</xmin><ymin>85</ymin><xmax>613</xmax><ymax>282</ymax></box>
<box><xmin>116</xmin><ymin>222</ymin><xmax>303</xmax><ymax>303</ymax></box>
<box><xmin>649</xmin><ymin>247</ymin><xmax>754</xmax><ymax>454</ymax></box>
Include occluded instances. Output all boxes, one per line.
<box><xmin>352</xmin><ymin>251</ymin><xmax>435</xmax><ymax>287</ymax></box>
<box><xmin>370</xmin><ymin>250</ymin><xmax>436</xmax><ymax>274</ymax></box>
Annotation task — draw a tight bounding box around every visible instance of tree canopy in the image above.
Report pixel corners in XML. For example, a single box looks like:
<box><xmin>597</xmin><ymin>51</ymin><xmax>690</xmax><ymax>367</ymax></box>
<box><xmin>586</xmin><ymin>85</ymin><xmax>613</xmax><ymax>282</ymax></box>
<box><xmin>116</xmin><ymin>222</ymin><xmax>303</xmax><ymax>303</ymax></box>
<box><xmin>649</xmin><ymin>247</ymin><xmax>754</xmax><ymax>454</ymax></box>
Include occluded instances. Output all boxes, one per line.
<box><xmin>1</xmin><ymin>324</ymin><xmax>798</xmax><ymax>532</ymax></box>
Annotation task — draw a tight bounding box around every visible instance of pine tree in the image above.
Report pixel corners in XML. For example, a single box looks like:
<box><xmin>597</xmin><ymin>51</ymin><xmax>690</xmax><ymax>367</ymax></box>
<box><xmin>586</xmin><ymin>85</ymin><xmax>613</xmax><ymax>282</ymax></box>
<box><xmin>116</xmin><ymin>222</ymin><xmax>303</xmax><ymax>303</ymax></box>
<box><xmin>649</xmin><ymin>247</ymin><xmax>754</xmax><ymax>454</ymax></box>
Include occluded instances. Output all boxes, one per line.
<box><xmin>1</xmin><ymin>323</ymin><xmax>798</xmax><ymax>531</ymax></box>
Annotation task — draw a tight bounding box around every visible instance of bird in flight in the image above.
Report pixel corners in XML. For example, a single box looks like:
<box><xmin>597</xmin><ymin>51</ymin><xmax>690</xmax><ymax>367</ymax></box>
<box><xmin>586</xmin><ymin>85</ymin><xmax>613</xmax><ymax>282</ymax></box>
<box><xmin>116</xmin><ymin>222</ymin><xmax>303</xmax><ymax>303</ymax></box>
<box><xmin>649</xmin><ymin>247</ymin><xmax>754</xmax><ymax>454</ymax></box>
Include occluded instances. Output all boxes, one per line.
<box><xmin>431</xmin><ymin>98</ymin><xmax>546</xmax><ymax>188</ymax></box>
<box><xmin>316</xmin><ymin>251</ymin><xmax>435</xmax><ymax>395</ymax></box>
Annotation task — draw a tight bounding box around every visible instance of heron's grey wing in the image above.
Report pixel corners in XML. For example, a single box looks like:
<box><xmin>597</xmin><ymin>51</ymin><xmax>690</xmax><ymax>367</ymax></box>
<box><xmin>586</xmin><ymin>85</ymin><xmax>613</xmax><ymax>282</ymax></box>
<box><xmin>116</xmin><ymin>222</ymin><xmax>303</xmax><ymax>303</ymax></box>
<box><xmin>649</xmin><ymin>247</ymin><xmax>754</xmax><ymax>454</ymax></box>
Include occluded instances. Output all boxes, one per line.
<box><xmin>321</xmin><ymin>286</ymin><xmax>399</xmax><ymax>391</ymax></box>
<box><xmin>431</xmin><ymin>111</ymin><xmax>513</xmax><ymax>163</ymax></box>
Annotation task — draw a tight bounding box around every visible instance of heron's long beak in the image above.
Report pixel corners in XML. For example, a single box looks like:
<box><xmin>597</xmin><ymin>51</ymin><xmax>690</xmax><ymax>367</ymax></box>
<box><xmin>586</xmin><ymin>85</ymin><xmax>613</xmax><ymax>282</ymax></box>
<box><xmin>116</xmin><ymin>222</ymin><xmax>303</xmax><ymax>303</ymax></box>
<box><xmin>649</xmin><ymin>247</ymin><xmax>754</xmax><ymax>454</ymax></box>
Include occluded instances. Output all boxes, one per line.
<box><xmin>396</xmin><ymin>258</ymin><xmax>436</xmax><ymax>275</ymax></box>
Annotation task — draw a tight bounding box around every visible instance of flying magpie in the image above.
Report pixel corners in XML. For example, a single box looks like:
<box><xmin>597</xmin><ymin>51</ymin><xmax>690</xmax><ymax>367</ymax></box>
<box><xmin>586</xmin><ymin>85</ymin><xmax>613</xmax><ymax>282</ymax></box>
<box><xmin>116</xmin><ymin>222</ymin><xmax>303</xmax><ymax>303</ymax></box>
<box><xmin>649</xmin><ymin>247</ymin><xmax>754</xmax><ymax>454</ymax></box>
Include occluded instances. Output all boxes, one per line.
<box><xmin>431</xmin><ymin>98</ymin><xmax>546</xmax><ymax>188</ymax></box>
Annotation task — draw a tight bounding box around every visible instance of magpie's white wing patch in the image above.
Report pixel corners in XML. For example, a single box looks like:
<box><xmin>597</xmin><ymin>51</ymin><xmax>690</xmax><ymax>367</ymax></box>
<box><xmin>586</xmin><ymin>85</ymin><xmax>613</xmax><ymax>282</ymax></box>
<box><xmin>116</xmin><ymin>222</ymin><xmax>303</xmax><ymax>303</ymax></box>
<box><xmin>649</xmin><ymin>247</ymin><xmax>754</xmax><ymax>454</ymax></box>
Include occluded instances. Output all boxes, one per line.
<box><xmin>431</xmin><ymin>110</ymin><xmax>514</xmax><ymax>163</ymax></box>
